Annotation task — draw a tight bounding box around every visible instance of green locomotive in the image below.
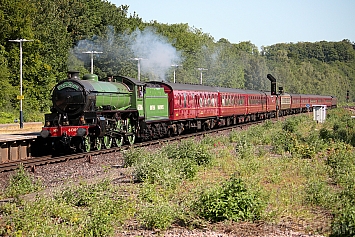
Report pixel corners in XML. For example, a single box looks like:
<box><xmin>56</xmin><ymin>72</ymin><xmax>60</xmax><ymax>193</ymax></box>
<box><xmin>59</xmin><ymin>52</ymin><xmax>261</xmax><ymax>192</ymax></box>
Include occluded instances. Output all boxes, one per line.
<box><xmin>41</xmin><ymin>71</ymin><xmax>169</xmax><ymax>152</ymax></box>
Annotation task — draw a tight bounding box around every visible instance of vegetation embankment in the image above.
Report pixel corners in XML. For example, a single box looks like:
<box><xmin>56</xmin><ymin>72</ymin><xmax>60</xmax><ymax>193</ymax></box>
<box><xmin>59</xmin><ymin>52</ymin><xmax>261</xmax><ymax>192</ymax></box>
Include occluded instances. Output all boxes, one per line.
<box><xmin>1</xmin><ymin>108</ymin><xmax>355</xmax><ymax>236</ymax></box>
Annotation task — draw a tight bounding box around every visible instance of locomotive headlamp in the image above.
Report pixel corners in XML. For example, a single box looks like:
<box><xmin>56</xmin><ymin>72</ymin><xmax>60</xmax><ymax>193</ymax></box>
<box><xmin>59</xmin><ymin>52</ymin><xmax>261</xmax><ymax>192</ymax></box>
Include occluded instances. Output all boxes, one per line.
<box><xmin>77</xmin><ymin>128</ymin><xmax>87</xmax><ymax>136</ymax></box>
<box><xmin>40</xmin><ymin>129</ymin><xmax>50</xmax><ymax>138</ymax></box>
<box><xmin>79</xmin><ymin>116</ymin><xmax>86</xmax><ymax>125</ymax></box>
<box><xmin>45</xmin><ymin>121</ymin><xmax>51</xmax><ymax>126</ymax></box>
<box><xmin>62</xmin><ymin>114</ymin><xmax>69</xmax><ymax>125</ymax></box>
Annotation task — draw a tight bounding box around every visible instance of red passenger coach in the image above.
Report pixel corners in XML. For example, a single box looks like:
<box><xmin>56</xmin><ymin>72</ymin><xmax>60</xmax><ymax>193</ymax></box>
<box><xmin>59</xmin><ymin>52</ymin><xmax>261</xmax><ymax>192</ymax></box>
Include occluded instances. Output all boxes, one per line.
<box><xmin>244</xmin><ymin>90</ymin><xmax>268</xmax><ymax>115</ymax></box>
<box><xmin>149</xmin><ymin>82</ymin><xmax>219</xmax><ymax>121</ymax></box>
<box><xmin>217</xmin><ymin>87</ymin><xmax>248</xmax><ymax>117</ymax></box>
<box><xmin>265</xmin><ymin>92</ymin><xmax>277</xmax><ymax>116</ymax></box>
<box><xmin>290</xmin><ymin>94</ymin><xmax>302</xmax><ymax>113</ymax></box>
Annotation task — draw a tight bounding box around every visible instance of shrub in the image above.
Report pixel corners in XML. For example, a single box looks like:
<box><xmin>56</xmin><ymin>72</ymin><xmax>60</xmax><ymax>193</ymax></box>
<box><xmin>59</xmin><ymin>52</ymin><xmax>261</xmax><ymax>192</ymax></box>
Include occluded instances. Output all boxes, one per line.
<box><xmin>271</xmin><ymin>132</ymin><xmax>297</xmax><ymax>155</ymax></box>
<box><xmin>0</xmin><ymin>111</ymin><xmax>16</xmax><ymax>123</ymax></box>
<box><xmin>326</xmin><ymin>143</ymin><xmax>355</xmax><ymax>185</ymax></box>
<box><xmin>5</xmin><ymin>165</ymin><xmax>42</xmax><ymax>197</ymax></box>
<box><xmin>82</xmin><ymin>198</ymin><xmax>126</xmax><ymax>237</ymax></box>
<box><xmin>123</xmin><ymin>147</ymin><xmax>146</xmax><ymax>167</ymax></box>
<box><xmin>283</xmin><ymin>117</ymin><xmax>302</xmax><ymax>133</ymax></box>
<box><xmin>195</xmin><ymin>176</ymin><xmax>266</xmax><ymax>222</ymax></box>
<box><xmin>235</xmin><ymin>139</ymin><xmax>255</xmax><ymax>159</ymax></box>
<box><xmin>304</xmin><ymin>179</ymin><xmax>334</xmax><ymax>208</ymax></box>
<box><xmin>138</xmin><ymin>202</ymin><xmax>176</xmax><ymax>230</ymax></box>
<box><xmin>164</xmin><ymin>139</ymin><xmax>213</xmax><ymax>166</ymax></box>
<box><xmin>331</xmin><ymin>204</ymin><xmax>355</xmax><ymax>237</ymax></box>
<box><xmin>55</xmin><ymin>179</ymin><xmax>114</xmax><ymax>207</ymax></box>
<box><xmin>134</xmin><ymin>153</ymin><xmax>181</xmax><ymax>188</ymax></box>
<box><xmin>173</xmin><ymin>158</ymin><xmax>199</xmax><ymax>180</ymax></box>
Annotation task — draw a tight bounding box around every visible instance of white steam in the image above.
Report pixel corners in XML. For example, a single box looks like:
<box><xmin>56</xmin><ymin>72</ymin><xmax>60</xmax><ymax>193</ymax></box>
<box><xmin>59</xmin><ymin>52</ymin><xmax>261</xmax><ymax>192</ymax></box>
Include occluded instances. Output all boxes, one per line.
<box><xmin>69</xmin><ymin>26</ymin><xmax>183</xmax><ymax>81</ymax></box>
<box><xmin>129</xmin><ymin>27</ymin><xmax>182</xmax><ymax>81</ymax></box>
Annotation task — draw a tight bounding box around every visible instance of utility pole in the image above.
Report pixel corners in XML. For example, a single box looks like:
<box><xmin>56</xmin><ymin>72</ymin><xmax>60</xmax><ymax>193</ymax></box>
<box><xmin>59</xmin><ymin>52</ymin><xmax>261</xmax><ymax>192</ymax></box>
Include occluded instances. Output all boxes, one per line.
<box><xmin>9</xmin><ymin>39</ymin><xmax>33</xmax><ymax>129</ymax></box>
<box><xmin>197</xmin><ymin>68</ymin><xmax>208</xmax><ymax>85</ymax></box>
<box><xmin>82</xmin><ymin>51</ymin><xmax>102</xmax><ymax>74</ymax></box>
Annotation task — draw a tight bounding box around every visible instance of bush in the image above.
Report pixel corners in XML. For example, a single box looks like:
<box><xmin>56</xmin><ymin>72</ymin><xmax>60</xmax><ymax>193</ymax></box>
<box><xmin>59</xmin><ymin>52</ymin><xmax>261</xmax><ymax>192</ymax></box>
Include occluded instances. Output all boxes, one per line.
<box><xmin>195</xmin><ymin>176</ymin><xmax>266</xmax><ymax>222</ymax></box>
<box><xmin>326</xmin><ymin>143</ymin><xmax>355</xmax><ymax>185</ymax></box>
<box><xmin>5</xmin><ymin>165</ymin><xmax>42</xmax><ymax>197</ymax></box>
<box><xmin>173</xmin><ymin>158</ymin><xmax>199</xmax><ymax>180</ymax></box>
<box><xmin>0</xmin><ymin>180</ymin><xmax>134</xmax><ymax>237</ymax></box>
<box><xmin>283</xmin><ymin>117</ymin><xmax>302</xmax><ymax>133</ymax></box>
<box><xmin>123</xmin><ymin>147</ymin><xmax>146</xmax><ymax>167</ymax></box>
<box><xmin>134</xmin><ymin>153</ymin><xmax>181</xmax><ymax>188</ymax></box>
<box><xmin>271</xmin><ymin>132</ymin><xmax>297</xmax><ymax>155</ymax></box>
<box><xmin>138</xmin><ymin>202</ymin><xmax>176</xmax><ymax>230</ymax></box>
<box><xmin>56</xmin><ymin>179</ymin><xmax>113</xmax><ymax>207</ymax></box>
<box><xmin>304</xmin><ymin>179</ymin><xmax>334</xmax><ymax>208</ymax></box>
<box><xmin>331</xmin><ymin>204</ymin><xmax>355</xmax><ymax>237</ymax></box>
<box><xmin>55</xmin><ymin>180</ymin><xmax>134</xmax><ymax>236</ymax></box>
<box><xmin>164</xmin><ymin>139</ymin><xmax>213</xmax><ymax>166</ymax></box>
<box><xmin>0</xmin><ymin>111</ymin><xmax>16</xmax><ymax>123</ymax></box>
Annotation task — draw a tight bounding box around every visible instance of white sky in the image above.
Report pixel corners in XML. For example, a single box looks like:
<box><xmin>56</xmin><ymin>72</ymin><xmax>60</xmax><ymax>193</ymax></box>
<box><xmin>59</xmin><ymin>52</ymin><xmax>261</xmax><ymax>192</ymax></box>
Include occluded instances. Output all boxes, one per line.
<box><xmin>109</xmin><ymin>0</ymin><xmax>355</xmax><ymax>49</ymax></box>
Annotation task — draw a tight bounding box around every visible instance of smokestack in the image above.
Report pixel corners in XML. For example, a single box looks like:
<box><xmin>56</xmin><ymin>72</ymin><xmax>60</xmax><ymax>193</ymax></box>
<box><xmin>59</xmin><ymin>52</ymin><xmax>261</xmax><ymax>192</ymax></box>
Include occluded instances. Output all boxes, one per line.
<box><xmin>267</xmin><ymin>74</ymin><xmax>277</xmax><ymax>95</ymax></box>
<box><xmin>67</xmin><ymin>70</ymin><xmax>80</xmax><ymax>80</ymax></box>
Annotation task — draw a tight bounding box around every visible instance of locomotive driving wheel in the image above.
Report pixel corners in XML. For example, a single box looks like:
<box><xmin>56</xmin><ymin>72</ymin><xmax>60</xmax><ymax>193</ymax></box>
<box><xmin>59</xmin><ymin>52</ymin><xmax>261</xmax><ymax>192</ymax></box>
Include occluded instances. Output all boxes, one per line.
<box><xmin>95</xmin><ymin>137</ymin><xmax>102</xmax><ymax>150</ymax></box>
<box><xmin>103</xmin><ymin>136</ymin><xmax>112</xmax><ymax>149</ymax></box>
<box><xmin>126</xmin><ymin>118</ymin><xmax>136</xmax><ymax>145</ymax></box>
<box><xmin>114</xmin><ymin>120</ymin><xmax>124</xmax><ymax>147</ymax></box>
<box><xmin>83</xmin><ymin>136</ymin><xmax>91</xmax><ymax>152</ymax></box>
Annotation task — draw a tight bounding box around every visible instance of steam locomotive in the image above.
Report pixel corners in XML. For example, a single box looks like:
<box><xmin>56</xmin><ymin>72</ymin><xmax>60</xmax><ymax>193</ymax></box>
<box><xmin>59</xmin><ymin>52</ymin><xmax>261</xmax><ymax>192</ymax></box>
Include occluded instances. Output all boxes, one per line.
<box><xmin>40</xmin><ymin>71</ymin><xmax>337</xmax><ymax>153</ymax></box>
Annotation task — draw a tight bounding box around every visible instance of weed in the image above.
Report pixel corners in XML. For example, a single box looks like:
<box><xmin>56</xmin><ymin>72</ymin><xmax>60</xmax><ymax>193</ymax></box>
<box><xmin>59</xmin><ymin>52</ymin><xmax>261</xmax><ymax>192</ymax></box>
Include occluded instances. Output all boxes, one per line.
<box><xmin>194</xmin><ymin>175</ymin><xmax>266</xmax><ymax>222</ymax></box>
<box><xmin>164</xmin><ymin>139</ymin><xmax>213</xmax><ymax>166</ymax></box>
<box><xmin>331</xmin><ymin>203</ymin><xmax>355</xmax><ymax>237</ymax></box>
<box><xmin>123</xmin><ymin>147</ymin><xmax>146</xmax><ymax>167</ymax></box>
<box><xmin>138</xmin><ymin>201</ymin><xmax>176</xmax><ymax>230</ymax></box>
<box><xmin>5</xmin><ymin>165</ymin><xmax>42</xmax><ymax>197</ymax></box>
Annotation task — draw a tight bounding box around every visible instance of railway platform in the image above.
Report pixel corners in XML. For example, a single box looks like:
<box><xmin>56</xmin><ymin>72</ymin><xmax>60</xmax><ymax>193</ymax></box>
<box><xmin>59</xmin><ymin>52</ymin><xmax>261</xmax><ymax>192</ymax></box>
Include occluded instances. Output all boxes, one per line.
<box><xmin>0</xmin><ymin>123</ymin><xmax>42</xmax><ymax>163</ymax></box>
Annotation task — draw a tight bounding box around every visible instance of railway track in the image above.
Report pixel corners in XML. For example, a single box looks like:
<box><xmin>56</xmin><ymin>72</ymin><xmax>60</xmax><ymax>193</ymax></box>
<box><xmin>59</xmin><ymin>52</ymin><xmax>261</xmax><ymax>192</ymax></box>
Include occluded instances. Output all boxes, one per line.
<box><xmin>0</xmin><ymin>120</ymin><xmax>264</xmax><ymax>172</ymax></box>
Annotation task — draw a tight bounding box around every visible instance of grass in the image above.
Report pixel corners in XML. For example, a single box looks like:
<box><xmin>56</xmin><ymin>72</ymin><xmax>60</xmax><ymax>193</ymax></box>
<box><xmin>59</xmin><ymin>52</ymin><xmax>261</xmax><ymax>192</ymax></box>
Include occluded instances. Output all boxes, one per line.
<box><xmin>2</xmin><ymin>108</ymin><xmax>355</xmax><ymax>236</ymax></box>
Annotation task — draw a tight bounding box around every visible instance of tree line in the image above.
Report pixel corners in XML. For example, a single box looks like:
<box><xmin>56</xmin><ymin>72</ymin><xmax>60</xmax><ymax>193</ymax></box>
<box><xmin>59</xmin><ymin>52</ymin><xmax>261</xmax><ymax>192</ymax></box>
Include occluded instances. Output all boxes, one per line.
<box><xmin>0</xmin><ymin>0</ymin><xmax>354</xmax><ymax>122</ymax></box>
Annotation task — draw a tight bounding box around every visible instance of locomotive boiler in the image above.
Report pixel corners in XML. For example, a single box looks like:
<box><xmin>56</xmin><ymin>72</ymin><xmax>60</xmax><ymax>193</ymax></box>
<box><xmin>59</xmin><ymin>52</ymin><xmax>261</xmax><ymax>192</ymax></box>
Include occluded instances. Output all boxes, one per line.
<box><xmin>51</xmin><ymin>73</ymin><xmax>132</xmax><ymax>117</ymax></box>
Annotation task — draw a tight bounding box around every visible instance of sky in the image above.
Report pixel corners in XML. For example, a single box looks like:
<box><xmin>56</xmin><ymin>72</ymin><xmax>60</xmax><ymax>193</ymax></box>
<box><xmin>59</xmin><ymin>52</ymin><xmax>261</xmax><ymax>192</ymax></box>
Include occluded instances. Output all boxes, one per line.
<box><xmin>109</xmin><ymin>0</ymin><xmax>354</xmax><ymax>49</ymax></box>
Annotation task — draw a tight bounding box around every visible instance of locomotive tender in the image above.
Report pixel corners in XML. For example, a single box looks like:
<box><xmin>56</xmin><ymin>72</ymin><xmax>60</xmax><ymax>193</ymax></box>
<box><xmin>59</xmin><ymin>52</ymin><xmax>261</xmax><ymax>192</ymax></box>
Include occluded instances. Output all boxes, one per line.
<box><xmin>40</xmin><ymin>71</ymin><xmax>337</xmax><ymax>153</ymax></box>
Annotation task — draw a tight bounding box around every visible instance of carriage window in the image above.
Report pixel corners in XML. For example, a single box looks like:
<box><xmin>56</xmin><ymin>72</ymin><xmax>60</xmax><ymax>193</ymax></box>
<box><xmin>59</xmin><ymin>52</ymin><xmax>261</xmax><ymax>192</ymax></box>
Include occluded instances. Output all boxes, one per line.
<box><xmin>183</xmin><ymin>93</ymin><xmax>187</xmax><ymax>108</ymax></box>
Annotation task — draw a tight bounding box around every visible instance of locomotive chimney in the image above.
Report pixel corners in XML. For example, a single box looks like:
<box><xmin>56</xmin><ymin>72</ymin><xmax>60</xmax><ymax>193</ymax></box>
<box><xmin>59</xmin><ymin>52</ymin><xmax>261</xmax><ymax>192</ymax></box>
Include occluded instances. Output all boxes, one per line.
<box><xmin>67</xmin><ymin>70</ymin><xmax>80</xmax><ymax>80</ymax></box>
<box><xmin>267</xmin><ymin>74</ymin><xmax>277</xmax><ymax>95</ymax></box>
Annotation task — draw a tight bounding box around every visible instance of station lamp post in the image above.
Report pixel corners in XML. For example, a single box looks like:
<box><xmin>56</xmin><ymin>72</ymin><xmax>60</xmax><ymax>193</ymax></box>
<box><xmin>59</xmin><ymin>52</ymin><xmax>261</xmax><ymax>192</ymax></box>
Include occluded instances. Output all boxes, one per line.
<box><xmin>197</xmin><ymin>68</ymin><xmax>208</xmax><ymax>85</ymax></box>
<box><xmin>82</xmin><ymin>51</ymin><xmax>102</xmax><ymax>74</ymax></box>
<box><xmin>171</xmin><ymin>64</ymin><xmax>181</xmax><ymax>83</ymax></box>
<box><xmin>131</xmin><ymin>58</ymin><xmax>144</xmax><ymax>81</ymax></box>
<box><xmin>8</xmin><ymin>39</ymin><xmax>33</xmax><ymax>129</ymax></box>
